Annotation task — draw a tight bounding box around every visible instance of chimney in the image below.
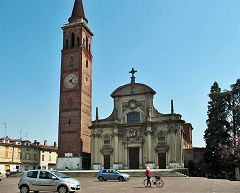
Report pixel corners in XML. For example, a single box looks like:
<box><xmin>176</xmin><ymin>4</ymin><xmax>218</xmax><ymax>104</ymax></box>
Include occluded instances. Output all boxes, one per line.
<box><xmin>53</xmin><ymin>142</ymin><xmax>57</xmax><ymax>147</ymax></box>
<box><xmin>44</xmin><ymin>140</ymin><xmax>47</xmax><ymax>145</ymax></box>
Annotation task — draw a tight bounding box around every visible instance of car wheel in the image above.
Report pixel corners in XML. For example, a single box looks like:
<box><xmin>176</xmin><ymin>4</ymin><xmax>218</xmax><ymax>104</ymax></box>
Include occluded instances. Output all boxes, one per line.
<box><xmin>98</xmin><ymin>176</ymin><xmax>104</xmax><ymax>181</ymax></box>
<box><xmin>34</xmin><ymin>191</ymin><xmax>39</xmax><ymax>193</ymax></box>
<box><xmin>58</xmin><ymin>185</ymin><xmax>68</xmax><ymax>193</ymax></box>
<box><xmin>20</xmin><ymin>185</ymin><xmax>29</xmax><ymax>193</ymax></box>
<box><xmin>118</xmin><ymin>176</ymin><xmax>124</xmax><ymax>181</ymax></box>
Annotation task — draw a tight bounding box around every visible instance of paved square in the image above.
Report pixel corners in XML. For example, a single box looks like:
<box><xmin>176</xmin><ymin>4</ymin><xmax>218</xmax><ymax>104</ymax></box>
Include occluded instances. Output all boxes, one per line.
<box><xmin>0</xmin><ymin>177</ymin><xmax>239</xmax><ymax>193</ymax></box>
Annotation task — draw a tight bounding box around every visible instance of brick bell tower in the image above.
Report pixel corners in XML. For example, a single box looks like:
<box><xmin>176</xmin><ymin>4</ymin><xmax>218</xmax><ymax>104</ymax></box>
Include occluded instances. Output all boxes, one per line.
<box><xmin>57</xmin><ymin>0</ymin><xmax>93</xmax><ymax>170</ymax></box>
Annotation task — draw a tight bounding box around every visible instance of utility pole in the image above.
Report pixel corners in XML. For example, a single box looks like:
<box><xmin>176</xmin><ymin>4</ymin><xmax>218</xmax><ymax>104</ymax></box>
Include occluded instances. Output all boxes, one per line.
<box><xmin>3</xmin><ymin>123</ymin><xmax>6</xmax><ymax>137</ymax></box>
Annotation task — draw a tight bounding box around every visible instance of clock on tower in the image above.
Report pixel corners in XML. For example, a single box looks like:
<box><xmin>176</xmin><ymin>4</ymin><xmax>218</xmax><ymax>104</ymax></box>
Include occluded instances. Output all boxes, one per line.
<box><xmin>57</xmin><ymin>0</ymin><xmax>93</xmax><ymax>170</ymax></box>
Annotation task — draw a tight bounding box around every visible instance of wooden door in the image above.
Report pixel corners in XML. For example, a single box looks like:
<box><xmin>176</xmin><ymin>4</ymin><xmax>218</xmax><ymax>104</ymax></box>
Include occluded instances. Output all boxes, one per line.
<box><xmin>104</xmin><ymin>155</ymin><xmax>110</xmax><ymax>169</ymax></box>
<box><xmin>129</xmin><ymin>148</ymin><xmax>139</xmax><ymax>169</ymax></box>
<box><xmin>158</xmin><ymin>153</ymin><xmax>166</xmax><ymax>169</ymax></box>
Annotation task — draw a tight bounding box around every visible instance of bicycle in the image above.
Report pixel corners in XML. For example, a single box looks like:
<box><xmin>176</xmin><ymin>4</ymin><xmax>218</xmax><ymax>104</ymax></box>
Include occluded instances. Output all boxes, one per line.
<box><xmin>143</xmin><ymin>175</ymin><xmax>164</xmax><ymax>188</ymax></box>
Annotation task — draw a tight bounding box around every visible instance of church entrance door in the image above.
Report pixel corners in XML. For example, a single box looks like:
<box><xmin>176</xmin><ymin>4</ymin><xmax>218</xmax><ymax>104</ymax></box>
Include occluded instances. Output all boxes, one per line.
<box><xmin>158</xmin><ymin>153</ymin><xmax>166</xmax><ymax>169</ymax></box>
<box><xmin>129</xmin><ymin>148</ymin><xmax>139</xmax><ymax>169</ymax></box>
<box><xmin>104</xmin><ymin>155</ymin><xmax>110</xmax><ymax>169</ymax></box>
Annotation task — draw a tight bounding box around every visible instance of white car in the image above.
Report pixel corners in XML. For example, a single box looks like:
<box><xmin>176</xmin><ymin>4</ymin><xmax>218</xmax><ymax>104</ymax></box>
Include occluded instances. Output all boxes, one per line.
<box><xmin>18</xmin><ymin>170</ymin><xmax>80</xmax><ymax>193</ymax></box>
<box><xmin>0</xmin><ymin>172</ymin><xmax>4</xmax><ymax>181</ymax></box>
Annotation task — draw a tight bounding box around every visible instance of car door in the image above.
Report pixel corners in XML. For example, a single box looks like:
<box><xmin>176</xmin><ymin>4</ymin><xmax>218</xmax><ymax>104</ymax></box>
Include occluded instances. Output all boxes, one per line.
<box><xmin>109</xmin><ymin>170</ymin><xmax>117</xmax><ymax>180</ymax></box>
<box><xmin>26</xmin><ymin>171</ymin><xmax>39</xmax><ymax>191</ymax></box>
<box><xmin>35</xmin><ymin>171</ymin><xmax>56</xmax><ymax>191</ymax></box>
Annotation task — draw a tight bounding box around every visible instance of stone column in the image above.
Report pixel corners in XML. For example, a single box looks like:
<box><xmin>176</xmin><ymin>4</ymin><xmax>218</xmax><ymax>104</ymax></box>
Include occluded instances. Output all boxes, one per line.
<box><xmin>179</xmin><ymin>127</ymin><xmax>183</xmax><ymax>167</ymax></box>
<box><xmin>125</xmin><ymin>145</ymin><xmax>128</xmax><ymax>169</ymax></box>
<box><xmin>91</xmin><ymin>133</ymin><xmax>95</xmax><ymax>168</ymax></box>
<box><xmin>94</xmin><ymin>133</ymin><xmax>99</xmax><ymax>164</ymax></box>
<box><xmin>139</xmin><ymin>146</ymin><xmax>143</xmax><ymax>168</ymax></box>
<box><xmin>147</xmin><ymin>126</ymin><xmax>152</xmax><ymax>163</ymax></box>
<box><xmin>114</xmin><ymin>128</ymin><xmax>118</xmax><ymax>163</ymax></box>
<box><xmin>169</xmin><ymin>127</ymin><xmax>177</xmax><ymax>168</ymax></box>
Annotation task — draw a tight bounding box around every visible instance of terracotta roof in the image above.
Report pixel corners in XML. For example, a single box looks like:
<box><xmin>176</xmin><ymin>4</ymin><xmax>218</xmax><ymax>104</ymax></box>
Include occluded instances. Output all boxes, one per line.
<box><xmin>31</xmin><ymin>144</ymin><xmax>58</xmax><ymax>151</ymax></box>
<box><xmin>68</xmin><ymin>0</ymin><xmax>86</xmax><ymax>23</ymax></box>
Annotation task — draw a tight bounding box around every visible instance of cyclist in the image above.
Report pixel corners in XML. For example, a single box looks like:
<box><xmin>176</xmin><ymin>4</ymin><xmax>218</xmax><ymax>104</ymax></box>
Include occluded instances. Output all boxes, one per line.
<box><xmin>145</xmin><ymin>167</ymin><xmax>151</xmax><ymax>187</ymax></box>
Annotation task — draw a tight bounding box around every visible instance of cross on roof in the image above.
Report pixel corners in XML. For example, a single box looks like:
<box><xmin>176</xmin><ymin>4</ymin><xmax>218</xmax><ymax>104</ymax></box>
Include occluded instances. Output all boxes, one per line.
<box><xmin>129</xmin><ymin>68</ymin><xmax>137</xmax><ymax>84</ymax></box>
<box><xmin>129</xmin><ymin>68</ymin><xmax>137</xmax><ymax>78</ymax></box>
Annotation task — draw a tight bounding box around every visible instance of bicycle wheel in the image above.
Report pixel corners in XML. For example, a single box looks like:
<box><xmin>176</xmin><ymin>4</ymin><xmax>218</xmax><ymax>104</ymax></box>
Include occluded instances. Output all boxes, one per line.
<box><xmin>143</xmin><ymin>179</ymin><xmax>148</xmax><ymax>187</ymax></box>
<box><xmin>156</xmin><ymin>179</ymin><xmax>164</xmax><ymax>188</ymax></box>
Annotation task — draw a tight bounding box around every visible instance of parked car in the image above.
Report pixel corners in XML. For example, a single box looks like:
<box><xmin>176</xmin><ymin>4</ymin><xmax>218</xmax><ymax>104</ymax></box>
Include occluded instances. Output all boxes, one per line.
<box><xmin>5</xmin><ymin>169</ymin><xmax>10</xmax><ymax>177</ymax></box>
<box><xmin>18</xmin><ymin>170</ymin><xmax>80</xmax><ymax>193</ymax></box>
<box><xmin>97</xmin><ymin>169</ymin><xmax>131</xmax><ymax>181</ymax></box>
<box><xmin>0</xmin><ymin>172</ymin><xmax>5</xmax><ymax>181</ymax></box>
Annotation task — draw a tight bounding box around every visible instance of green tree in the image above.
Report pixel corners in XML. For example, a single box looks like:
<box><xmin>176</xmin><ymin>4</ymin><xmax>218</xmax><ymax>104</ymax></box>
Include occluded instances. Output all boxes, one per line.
<box><xmin>204</xmin><ymin>82</ymin><xmax>230</xmax><ymax>176</ymax></box>
<box><xmin>222</xmin><ymin>79</ymin><xmax>240</xmax><ymax>166</ymax></box>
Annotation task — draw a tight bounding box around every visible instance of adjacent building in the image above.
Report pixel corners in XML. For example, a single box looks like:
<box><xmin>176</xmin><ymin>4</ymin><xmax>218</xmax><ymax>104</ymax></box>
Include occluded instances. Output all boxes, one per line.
<box><xmin>0</xmin><ymin>137</ymin><xmax>58</xmax><ymax>174</ymax></box>
<box><xmin>0</xmin><ymin>137</ymin><xmax>21</xmax><ymax>174</ymax></box>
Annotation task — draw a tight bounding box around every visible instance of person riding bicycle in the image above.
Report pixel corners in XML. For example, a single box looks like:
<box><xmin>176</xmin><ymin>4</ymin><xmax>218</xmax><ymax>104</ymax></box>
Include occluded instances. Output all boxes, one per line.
<box><xmin>145</xmin><ymin>167</ymin><xmax>151</xmax><ymax>187</ymax></box>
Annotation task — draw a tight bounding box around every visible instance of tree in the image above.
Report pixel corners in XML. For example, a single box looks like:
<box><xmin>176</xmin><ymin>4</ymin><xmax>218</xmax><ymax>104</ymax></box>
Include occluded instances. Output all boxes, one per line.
<box><xmin>222</xmin><ymin>79</ymin><xmax>240</xmax><ymax>167</ymax></box>
<box><xmin>204</xmin><ymin>82</ymin><xmax>231</xmax><ymax>176</ymax></box>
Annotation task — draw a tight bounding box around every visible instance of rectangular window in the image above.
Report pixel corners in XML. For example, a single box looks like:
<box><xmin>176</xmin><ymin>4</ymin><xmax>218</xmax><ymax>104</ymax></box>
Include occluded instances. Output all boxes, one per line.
<box><xmin>25</xmin><ymin>153</ymin><xmax>30</xmax><ymax>160</ymax></box>
<box><xmin>5</xmin><ymin>148</ymin><xmax>9</xmax><ymax>158</ymax></box>
<box><xmin>158</xmin><ymin>136</ymin><xmax>166</xmax><ymax>142</ymax></box>
<box><xmin>42</xmin><ymin>154</ymin><xmax>44</xmax><ymax>161</ymax></box>
<box><xmin>27</xmin><ymin>171</ymin><xmax>38</xmax><ymax>178</ymax></box>
<box><xmin>34</xmin><ymin>153</ymin><xmax>37</xmax><ymax>161</ymax></box>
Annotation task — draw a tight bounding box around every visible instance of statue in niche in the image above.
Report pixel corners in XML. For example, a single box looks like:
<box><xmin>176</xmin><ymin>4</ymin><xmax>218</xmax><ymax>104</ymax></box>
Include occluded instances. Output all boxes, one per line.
<box><xmin>128</xmin><ymin>128</ymin><xmax>138</xmax><ymax>141</ymax></box>
<box><xmin>147</xmin><ymin>105</ymin><xmax>151</xmax><ymax>117</ymax></box>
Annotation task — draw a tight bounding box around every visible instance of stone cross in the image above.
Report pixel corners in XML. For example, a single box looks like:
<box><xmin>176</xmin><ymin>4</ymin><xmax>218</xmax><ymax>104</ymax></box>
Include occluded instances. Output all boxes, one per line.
<box><xmin>129</xmin><ymin>68</ymin><xmax>137</xmax><ymax>84</ymax></box>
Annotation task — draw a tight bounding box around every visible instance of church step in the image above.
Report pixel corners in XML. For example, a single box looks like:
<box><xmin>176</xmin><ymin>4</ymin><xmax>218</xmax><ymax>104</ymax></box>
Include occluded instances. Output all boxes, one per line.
<box><xmin>60</xmin><ymin>169</ymin><xmax>189</xmax><ymax>178</ymax></box>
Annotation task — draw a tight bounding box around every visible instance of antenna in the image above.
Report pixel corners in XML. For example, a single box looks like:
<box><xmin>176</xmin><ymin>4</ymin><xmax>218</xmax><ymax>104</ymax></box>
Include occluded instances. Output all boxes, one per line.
<box><xmin>20</xmin><ymin>128</ymin><xmax>22</xmax><ymax>140</ymax></box>
<box><xmin>3</xmin><ymin>123</ymin><xmax>6</xmax><ymax>137</ymax></box>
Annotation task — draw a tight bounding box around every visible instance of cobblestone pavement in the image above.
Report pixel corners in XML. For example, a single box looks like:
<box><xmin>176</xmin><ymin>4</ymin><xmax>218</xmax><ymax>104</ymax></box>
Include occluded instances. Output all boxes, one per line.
<box><xmin>0</xmin><ymin>177</ymin><xmax>239</xmax><ymax>193</ymax></box>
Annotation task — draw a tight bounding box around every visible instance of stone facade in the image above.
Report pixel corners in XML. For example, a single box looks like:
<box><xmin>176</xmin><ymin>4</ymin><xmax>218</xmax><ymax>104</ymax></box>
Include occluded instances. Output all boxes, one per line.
<box><xmin>90</xmin><ymin>73</ymin><xmax>192</xmax><ymax>170</ymax></box>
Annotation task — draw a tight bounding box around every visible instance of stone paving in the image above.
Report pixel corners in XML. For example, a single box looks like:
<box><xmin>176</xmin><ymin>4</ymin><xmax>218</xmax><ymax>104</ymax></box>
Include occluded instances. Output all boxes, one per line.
<box><xmin>0</xmin><ymin>176</ymin><xmax>239</xmax><ymax>193</ymax></box>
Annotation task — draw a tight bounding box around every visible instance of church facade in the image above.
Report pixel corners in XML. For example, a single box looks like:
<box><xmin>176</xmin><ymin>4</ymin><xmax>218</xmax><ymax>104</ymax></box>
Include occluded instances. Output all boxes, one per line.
<box><xmin>90</xmin><ymin>70</ymin><xmax>192</xmax><ymax>170</ymax></box>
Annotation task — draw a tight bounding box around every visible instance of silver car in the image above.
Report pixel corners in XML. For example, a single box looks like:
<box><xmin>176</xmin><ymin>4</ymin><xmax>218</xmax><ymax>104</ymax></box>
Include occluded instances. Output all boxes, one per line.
<box><xmin>18</xmin><ymin>170</ymin><xmax>80</xmax><ymax>193</ymax></box>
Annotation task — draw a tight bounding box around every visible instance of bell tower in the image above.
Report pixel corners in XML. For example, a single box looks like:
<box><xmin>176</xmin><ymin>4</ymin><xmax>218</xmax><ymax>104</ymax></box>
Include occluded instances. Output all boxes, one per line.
<box><xmin>57</xmin><ymin>0</ymin><xmax>93</xmax><ymax>169</ymax></box>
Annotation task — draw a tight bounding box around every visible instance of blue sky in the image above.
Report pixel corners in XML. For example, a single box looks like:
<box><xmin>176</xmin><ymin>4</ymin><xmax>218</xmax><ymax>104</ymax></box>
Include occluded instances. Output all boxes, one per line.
<box><xmin>0</xmin><ymin>0</ymin><xmax>240</xmax><ymax>147</ymax></box>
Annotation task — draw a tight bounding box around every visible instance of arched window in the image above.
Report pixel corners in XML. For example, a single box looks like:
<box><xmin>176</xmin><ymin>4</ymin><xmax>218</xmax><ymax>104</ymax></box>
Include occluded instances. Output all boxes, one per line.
<box><xmin>158</xmin><ymin>136</ymin><xmax>165</xmax><ymax>142</ymax></box>
<box><xmin>127</xmin><ymin>111</ymin><xmax>140</xmax><ymax>123</ymax></box>
<box><xmin>65</xmin><ymin>39</ymin><xmax>68</xmax><ymax>49</ymax></box>
<box><xmin>71</xmin><ymin>33</ymin><xmax>75</xmax><ymax>48</ymax></box>
<box><xmin>86</xmin><ymin>59</ymin><xmax>88</xmax><ymax>68</ymax></box>
<box><xmin>77</xmin><ymin>37</ymin><xmax>80</xmax><ymax>47</ymax></box>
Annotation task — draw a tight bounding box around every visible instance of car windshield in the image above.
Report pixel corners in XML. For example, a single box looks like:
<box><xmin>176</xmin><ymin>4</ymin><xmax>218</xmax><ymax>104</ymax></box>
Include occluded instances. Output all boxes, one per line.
<box><xmin>51</xmin><ymin>171</ymin><xmax>69</xmax><ymax>178</ymax></box>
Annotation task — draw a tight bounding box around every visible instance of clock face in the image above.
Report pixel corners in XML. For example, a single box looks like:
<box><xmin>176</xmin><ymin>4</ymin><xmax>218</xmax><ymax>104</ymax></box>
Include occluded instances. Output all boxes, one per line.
<box><xmin>64</xmin><ymin>73</ymin><xmax>78</xmax><ymax>89</ymax></box>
